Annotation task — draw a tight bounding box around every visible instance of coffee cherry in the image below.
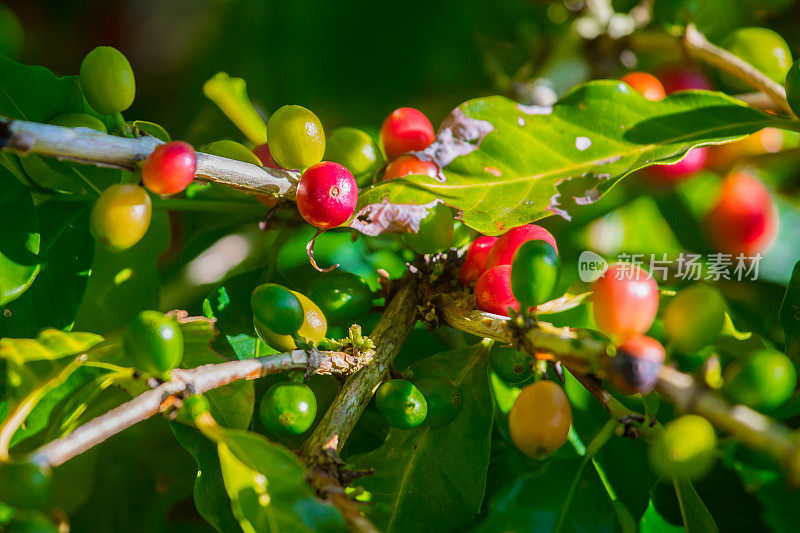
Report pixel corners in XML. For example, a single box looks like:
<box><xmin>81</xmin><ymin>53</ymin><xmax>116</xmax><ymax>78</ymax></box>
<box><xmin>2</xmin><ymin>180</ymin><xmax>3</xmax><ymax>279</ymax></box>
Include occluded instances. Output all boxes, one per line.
<box><xmin>649</xmin><ymin>415</ymin><xmax>717</xmax><ymax>480</ymax></box>
<box><xmin>203</xmin><ymin>139</ymin><xmax>262</xmax><ymax>166</ymax></box>
<box><xmin>267</xmin><ymin>105</ymin><xmax>325</xmax><ymax>170</ymax></box>
<box><xmin>706</xmin><ymin>128</ymin><xmax>783</xmax><ymax>170</ymax></box>
<box><xmin>720</xmin><ymin>27</ymin><xmax>792</xmax><ymax>92</ymax></box>
<box><xmin>508</xmin><ymin>380</ymin><xmax>572</xmax><ymax>459</ymax></box>
<box><xmin>258</xmin><ymin>382</ymin><xmax>317</xmax><ymax>434</ymax></box>
<box><xmin>645</xmin><ymin>147</ymin><xmax>707</xmax><ymax>187</ymax></box>
<box><xmin>592</xmin><ymin>263</ymin><xmax>659</xmax><ymax>340</ymax></box>
<box><xmin>510</xmin><ymin>240</ymin><xmax>559</xmax><ymax>309</ymax></box>
<box><xmin>705</xmin><ymin>171</ymin><xmax>777</xmax><ymax>256</ymax></box>
<box><xmin>383</xmin><ymin>154</ymin><xmax>439</xmax><ymax>181</ymax></box>
<box><xmin>0</xmin><ymin>461</ymin><xmax>52</xmax><ymax>510</ymax></box>
<box><xmin>307</xmin><ymin>271</ymin><xmax>372</xmax><ymax>326</ymax></box>
<box><xmin>296</xmin><ymin>162</ymin><xmax>358</xmax><ymax>229</ymax></box>
<box><xmin>490</xmin><ymin>345</ymin><xmax>533</xmax><ymax>384</ymax></box>
<box><xmin>657</xmin><ymin>65</ymin><xmax>713</xmax><ymax>93</ymax></box>
<box><xmin>324</xmin><ymin>127</ymin><xmax>384</xmax><ymax>183</ymax></box>
<box><xmin>90</xmin><ymin>184</ymin><xmax>152</xmax><ymax>251</ymax></box>
<box><xmin>475</xmin><ymin>265</ymin><xmax>519</xmax><ymax>317</ymax></box>
<box><xmin>459</xmin><ymin>236</ymin><xmax>499</xmax><ymax>286</ymax></box>
<box><xmin>606</xmin><ymin>335</ymin><xmax>665</xmax><ymax>395</ymax></box>
<box><xmin>380</xmin><ymin>107</ymin><xmax>435</xmax><ymax>160</ymax></box>
<box><xmin>251</xmin><ymin>283</ymin><xmax>304</xmax><ymax>335</ymax></box>
<box><xmin>621</xmin><ymin>72</ymin><xmax>666</xmax><ymax>101</ymax></box>
<box><xmin>375</xmin><ymin>379</ymin><xmax>428</xmax><ymax>429</ymax></box>
<box><xmin>123</xmin><ymin>311</ymin><xmax>184</xmax><ymax>374</ymax></box>
<box><xmin>415</xmin><ymin>377</ymin><xmax>462</xmax><ymax>428</ymax></box>
<box><xmin>786</xmin><ymin>60</ymin><xmax>800</xmax><ymax>117</ymax></box>
<box><xmin>141</xmin><ymin>141</ymin><xmax>197</xmax><ymax>195</ymax></box>
<box><xmin>252</xmin><ymin>142</ymin><xmax>284</xmax><ymax>169</ymax></box>
<box><xmin>402</xmin><ymin>203</ymin><xmax>454</xmax><ymax>255</ymax></box>
<box><xmin>5</xmin><ymin>513</ymin><xmax>59</xmax><ymax>533</ymax></box>
<box><xmin>486</xmin><ymin>224</ymin><xmax>558</xmax><ymax>270</ymax></box>
<box><xmin>255</xmin><ymin>291</ymin><xmax>327</xmax><ymax>351</ymax></box>
<box><xmin>79</xmin><ymin>46</ymin><xmax>135</xmax><ymax>114</ymax></box>
<box><xmin>49</xmin><ymin>112</ymin><xmax>107</xmax><ymax>133</ymax></box>
<box><xmin>723</xmin><ymin>350</ymin><xmax>797</xmax><ymax>410</ymax></box>
<box><xmin>663</xmin><ymin>284</ymin><xmax>726</xmax><ymax>353</ymax></box>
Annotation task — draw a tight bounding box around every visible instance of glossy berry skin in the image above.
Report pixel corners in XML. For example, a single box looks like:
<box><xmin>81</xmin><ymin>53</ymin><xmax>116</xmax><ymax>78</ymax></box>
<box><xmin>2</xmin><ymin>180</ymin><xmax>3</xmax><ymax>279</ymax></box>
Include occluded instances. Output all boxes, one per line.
<box><xmin>0</xmin><ymin>462</ymin><xmax>52</xmax><ymax>510</ymax></box>
<box><xmin>592</xmin><ymin>263</ymin><xmax>659</xmax><ymax>340</ymax></box>
<box><xmin>705</xmin><ymin>172</ymin><xmax>777</xmax><ymax>256</ymax></box>
<box><xmin>49</xmin><ymin>112</ymin><xmax>107</xmax><ymax>133</ymax></box>
<box><xmin>250</xmin><ymin>283</ymin><xmax>304</xmax><ymax>335</ymax></box>
<box><xmin>252</xmin><ymin>142</ymin><xmax>284</xmax><ymax>169</ymax></box>
<box><xmin>663</xmin><ymin>283</ymin><xmax>726</xmax><ymax>353</ymax></box>
<box><xmin>607</xmin><ymin>335</ymin><xmax>666</xmax><ymax>395</ymax></box>
<box><xmin>203</xmin><ymin>139</ymin><xmax>262</xmax><ymax>166</ymax></box>
<box><xmin>486</xmin><ymin>224</ymin><xmax>557</xmax><ymax>270</ymax></box>
<box><xmin>79</xmin><ymin>46</ymin><xmax>135</xmax><ymax>114</ymax></box>
<box><xmin>259</xmin><ymin>382</ymin><xmax>317</xmax><ymax>434</ymax></box>
<box><xmin>324</xmin><ymin>127</ymin><xmax>384</xmax><ymax>184</ymax></box>
<box><xmin>375</xmin><ymin>379</ymin><xmax>428</xmax><ymax>429</ymax></box>
<box><xmin>657</xmin><ymin>66</ymin><xmax>712</xmax><ymax>94</ymax></box>
<box><xmin>296</xmin><ymin>162</ymin><xmax>358</xmax><ymax>229</ymax></box>
<box><xmin>266</xmin><ymin>105</ymin><xmax>325</xmax><ymax>170</ymax></box>
<box><xmin>255</xmin><ymin>291</ymin><xmax>327</xmax><ymax>351</ymax></box>
<box><xmin>510</xmin><ymin>240</ymin><xmax>559</xmax><ymax>309</ymax></box>
<box><xmin>645</xmin><ymin>147</ymin><xmax>707</xmax><ymax>187</ymax></box>
<box><xmin>723</xmin><ymin>350</ymin><xmax>797</xmax><ymax>410</ymax></box>
<box><xmin>459</xmin><ymin>236</ymin><xmax>499</xmax><ymax>286</ymax></box>
<box><xmin>141</xmin><ymin>141</ymin><xmax>197</xmax><ymax>195</ymax></box>
<box><xmin>383</xmin><ymin>154</ymin><xmax>439</xmax><ymax>181</ymax></box>
<box><xmin>621</xmin><ymin>72</ymin><xmax>666</xmax><ymax>101</ymax></box>
<box><xmin>380</xmin><ymin>107</ymin><xmax>435</xmax><ymax>160</ymax></box>
<box><xmin>721</xmin><ymin>28</ymin><xmax>792</xmax><ymax>92</ymax></box>
<box><xmin>706</xmin><ymin>128</ymin><xmax>783</xmax><ymax>170</ymax></box>
<box><xmin>490</xmin><ymin>345</ymin><xmax>533</xmax><ymax>384</ymax></box>
<box><xmin>90</xmin><ymin>184</ymin><xmax>152</xmax><ymax>251</ymax></box>
<box><xmin>123</xmin><ymin>311</ymin><xmax>184</xmax><ymax>374</ymax></box>
<box><xmin>508</xmin><ymin>380</ymin><xmax>572</xmax><ymax>459</ymax></box>
<box><xmin>475</xmin><ymin>265</ymin><xmax>519</xmax><ymax>317</ymax></box>
<box><xmin>649</xmin><ymin>415</ymin><xmax>717</xmax><ymax>480</ymax></box>
<box><xmin>402</xmin><ymin>203</ymin><xmax>454</xmax><ymax>255</ymax></box>
<box><xmin>307</xmin><ymin>271</ymin><xmax>372</xmax><ymax>326</ymax></box>
<box><xmin>415</xmin><ymin>377</ymin><xmax>462</xmax><ymax>428</ymax></box>
<box><xmin>786</xmin><ymin>60</ymin><xmax>800</xmax><ymax>117</ymax></box>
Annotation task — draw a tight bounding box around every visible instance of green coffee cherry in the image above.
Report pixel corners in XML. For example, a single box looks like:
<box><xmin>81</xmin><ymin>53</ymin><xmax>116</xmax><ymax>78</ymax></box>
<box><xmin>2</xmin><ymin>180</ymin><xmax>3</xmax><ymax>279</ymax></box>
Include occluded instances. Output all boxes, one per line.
<box><xmin>266</xmin><ymin>105</ymin><xmax>325</xmax><ymax>170</ymax></box>
<box><xmin>510</xmin><ymin>240</ymin><xmax>559</xmax><ymax>309</ymax></box>
<box><xmin>307</xmin><ymin>271</ymin><xmax>373</xmax><ymax>326</ymax></box>
<box><xmin>375</xmin><ymin>379</ymin><xmax>428</xmax><ymax>429</ymax></box>
<box><xmin>0</xmin><ymin>5</ymin><xmax>23</xmax><ymax>58</ymax></box>
<box><xmin>723</xmin><ymin>350</ymin><xmax>797</xmax><ymax>410</ymax></box>
<box><xmin>402</xmin><ymin>203</ymin><xmax>454</xmax><ymax>255</ymax></box>
<box><xmin>202</xmin><ymin>139</ymin><xmax>263</xmax><ymax>165</ymax></box>
<box><xmin>720</xmin><ymin>28</ymin><xmax>792</xmax><ymax>92</ymax></box>
<box><xmin>48</xmin><ymin>113</ymin><xmax>107</xmax><ymax>133</ymax></box>
<box><xmin>0</xmin><ymin>461</ymin><xmax>52</xmax><ymax>510</ymax></box>
<box><xmin>785</xmin><ymin>60</ymin><xmax>800</xmax><ymax>117</ymax></box>
<box><xmin>324</xmin><ymin>127</ymin><xmax>384</xmax><ymax>184</ymax></box>
<box><xmin>649</xmin><ymin>415</ymin><xmax>717</xmax><ymax>480</ymax></box>
<box><xmin>415</xmin><ymin>377</ymin><xmax>462</xmax><ymax>428</ymax></box>
<box><xmin>79</xmin><ymin>46</ymin><xmax>135</xmax><ymax>114</ymax></box>
<box><xmin>250</xmin><ymin>283</ymin><xmax>304</xmax><ymax>336</ymax></box>
<box><xmin>123</xmin><ymin>311</ymin><xmax>184</xmax><ymax>374</ymax></box>
<box><xmin>5</xmin><ymin>513</ymin><xmax>59</xmax><ymax>533</ymax></box>
<box><xmin>259</xmin><ymin>382</ymin><xmax>317</xmax><ymax>434</ymax></box>
<box><xmin>490</xmin><ymin>345</ymin><xmax>534</xmax><ymax>384</ymax></box>
<box><xmin>663</xmin><ymin>284</ymin><xmax>726</xmax><ymax>353</ymax></box>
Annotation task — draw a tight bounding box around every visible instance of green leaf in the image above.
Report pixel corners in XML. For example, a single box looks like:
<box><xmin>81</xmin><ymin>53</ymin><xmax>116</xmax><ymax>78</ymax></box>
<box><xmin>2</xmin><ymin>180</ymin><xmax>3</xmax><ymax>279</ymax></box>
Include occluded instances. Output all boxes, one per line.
<box><xmin>673</xmin><ymin>477</ymin><xmax>719</xmax><ymax>533</ymax></box>
<box><xmin>0</xmin><ymin>168</ymin><xmax>40</xmax><ymax>305</ymax></box>
<box><xmin>779</xmin><ymin>260</ymin><xmax>800</xmax><ymax>359</ymax></box>
<box><xmin>354</xmin><ymin>82</ymin><xmax>778</xmax><ymax>235</ymax></box>
<box><xmin>0</xmin><ymin>329</ymin><xmax>103</xmax><ymax>364</ymax></box>
<box><xmin>639</xmin><ymin>500</ymin><xmax>684</xmax><ymax>533</ymax></box>
<box><xmin>349</xmin><ymin>344</ymin><xmax>493</xmax><ymax>532</ymax></box>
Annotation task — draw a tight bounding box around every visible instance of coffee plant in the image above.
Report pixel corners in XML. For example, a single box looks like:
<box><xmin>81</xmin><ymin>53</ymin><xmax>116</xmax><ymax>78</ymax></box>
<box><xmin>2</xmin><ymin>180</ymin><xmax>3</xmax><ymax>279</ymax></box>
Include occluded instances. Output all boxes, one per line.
<box><xmin>4</xmin><ymin>0</ymin><xmax>800</xmax><ymax>531</ymax></box>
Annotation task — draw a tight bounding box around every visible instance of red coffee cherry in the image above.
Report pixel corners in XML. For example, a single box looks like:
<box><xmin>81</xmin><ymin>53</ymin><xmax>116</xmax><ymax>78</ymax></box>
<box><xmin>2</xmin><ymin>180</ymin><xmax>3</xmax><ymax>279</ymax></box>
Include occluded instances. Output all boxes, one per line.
<box><xmin>645</xmin><ymin>147</ymin><xmax>708</xmax><ymax>186</ymax></box>
<box><xmin>141</xmin><ymin>141</ymin><xmax>197</xmax><ymax>195</ymax></box>
<box><xmin>705</xmin><ymin>171</ymin><xmax>777</xmax><ymax>256</ymax></box>
<box><xmin>592</xmin><ymin>263</ymin><xmax>659</xmax><ymax>340</ymax></box>
<box><xmin>253</xmin><ymin>142</ymin><xmax>284</xmax><ymax>169</ymax></box>
<box><xmin>383</xmin><ymin>154</ymin><xmax>439</xmax><ymax>180</ymax></box>
<box><xmin>296</xmin><ymin>161</ymin><xmax>358</xmax><ymax>229</ymax></box>
<box><xmin>380</xmin><ymin>107</ymin><xmax>435</xmax><ymax>160</ymax></box>
<box><xmin>485</xmin><ymin>224</ymin><xmax>557</xmax><ymax>270</ymax></box>
<box><xmin>459</xmin><ymin>235</ymin><xmax>498</xmax><ymax>286</ymax></box>
<box><xmin>657</xmin><ymin>65</ymin><xmax>713</xmax><ymax>94</ymax></box>
<box><xmin>475</xmin><ymin>265</ymin><xmax>519</xmax><ymax>317</ymax></box>
<box><xmin>607</xmin><ymin>334</ymin><xmax>666</xmax><ymax>395</ymax></box>
<box><xmin>621</xmin><ymin>72</ymin><xmax>666</xmax><ymax>101</ymax></box>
